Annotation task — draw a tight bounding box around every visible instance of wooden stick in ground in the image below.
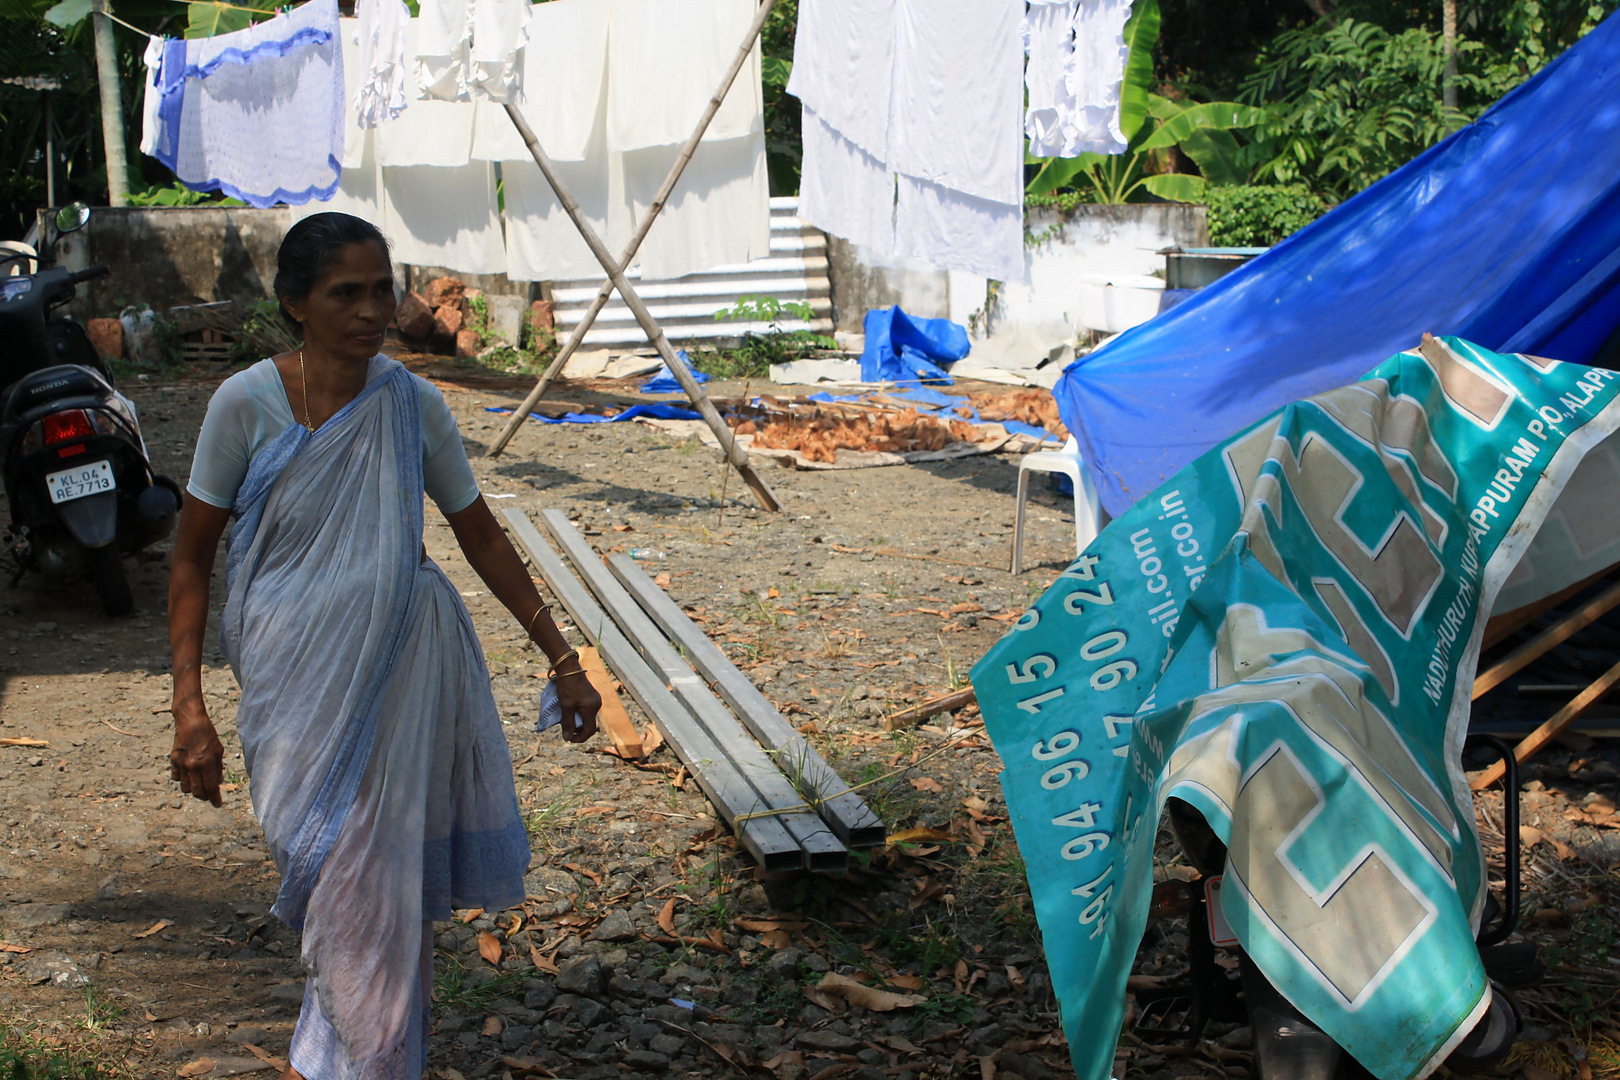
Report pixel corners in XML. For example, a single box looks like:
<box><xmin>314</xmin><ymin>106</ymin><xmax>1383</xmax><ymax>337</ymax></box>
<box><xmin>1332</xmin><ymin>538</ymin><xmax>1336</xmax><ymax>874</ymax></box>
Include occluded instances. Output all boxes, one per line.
<box><xmin>577</xmin><ymin>646</ymin><xmax>642</xmax><ymax>760</ymax></box>
<box><xmin>884</xmin><ymin>687</ymin><xmax>978</xmax><ymax>730</ymax></box>
<box><xmin>498</xmin><ymin>105</ymin><xmax>782</xmax><ymax>512</ymax></box>
<box><xmin>1471</xmin><ymin>656</ymin><xmax>1620</xmax><ymax>790</ymax></box>
<box><xmin>486</xmin><ymin>0</ymin><xmax>779</xmax><ymax>460</ymax></box>
<box><xmin>1472</xmin><ymin>578</ymin><xmax>1620</xmax><ymax>700</ymax></box>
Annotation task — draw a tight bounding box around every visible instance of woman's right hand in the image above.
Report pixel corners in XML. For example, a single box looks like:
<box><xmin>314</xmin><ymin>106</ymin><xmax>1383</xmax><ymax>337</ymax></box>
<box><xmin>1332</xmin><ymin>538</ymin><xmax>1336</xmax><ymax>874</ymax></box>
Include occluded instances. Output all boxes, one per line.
<box><xmin>170</xmin><ymin>700</ymin><xmax>226</xmax><ymax>807</ymax></box>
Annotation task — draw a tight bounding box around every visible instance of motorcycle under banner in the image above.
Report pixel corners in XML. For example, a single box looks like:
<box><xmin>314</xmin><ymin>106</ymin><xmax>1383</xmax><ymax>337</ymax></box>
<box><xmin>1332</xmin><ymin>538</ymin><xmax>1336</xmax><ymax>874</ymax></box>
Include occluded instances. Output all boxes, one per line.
<box><xmin>971</xmin><ymin>338</ymin><xmax>1620</xmax><ymax>1080</ymax></box>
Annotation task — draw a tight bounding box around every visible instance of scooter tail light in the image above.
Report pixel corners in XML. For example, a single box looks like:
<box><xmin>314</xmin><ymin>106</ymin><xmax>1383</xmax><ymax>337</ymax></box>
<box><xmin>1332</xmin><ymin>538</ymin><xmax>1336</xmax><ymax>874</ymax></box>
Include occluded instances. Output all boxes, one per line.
<box><xmin>89</xmin><ymin>412</ymin><xmax>119</xmax><ymax>436</ymax></box>
<box><xmin>42</xmin><ymin>409</ymin><xmax>94</xmax><ymax>445</ymax></box>
<box><xmin>18</xmin><ymin>423</ymin><xmax>42</xmax><ymax>456</ymax></box>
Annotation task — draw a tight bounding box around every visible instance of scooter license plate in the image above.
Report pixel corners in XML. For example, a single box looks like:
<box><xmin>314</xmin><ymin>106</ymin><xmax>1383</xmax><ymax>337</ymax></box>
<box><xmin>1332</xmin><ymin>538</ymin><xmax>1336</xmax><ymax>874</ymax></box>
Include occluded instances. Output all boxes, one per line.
<box><xmin>46</xmin><ymin>460</ymin><xmax>115</xmax><ymax>505</ymax></box>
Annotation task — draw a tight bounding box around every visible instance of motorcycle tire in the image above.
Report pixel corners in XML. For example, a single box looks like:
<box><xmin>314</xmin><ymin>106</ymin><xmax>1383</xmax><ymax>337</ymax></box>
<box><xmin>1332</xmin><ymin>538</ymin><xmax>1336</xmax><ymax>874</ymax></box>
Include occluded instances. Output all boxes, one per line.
<box><xmin>86</xmin><ymin>545</ymin><xmax>133</xmax><ymax>617</ymax></box>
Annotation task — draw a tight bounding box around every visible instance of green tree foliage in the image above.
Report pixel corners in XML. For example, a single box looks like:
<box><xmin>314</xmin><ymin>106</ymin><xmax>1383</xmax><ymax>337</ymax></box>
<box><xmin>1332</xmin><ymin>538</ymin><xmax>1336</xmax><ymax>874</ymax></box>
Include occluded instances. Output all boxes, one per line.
<box><xmin>1238</xmin><ymin>1</ymin><xmax>1617</xmax><ymax>199</ymax></box>
<box><xmin>760</xmin><ymin>0</ymin><xmax>801</xmax><ymax>195</ymax></box>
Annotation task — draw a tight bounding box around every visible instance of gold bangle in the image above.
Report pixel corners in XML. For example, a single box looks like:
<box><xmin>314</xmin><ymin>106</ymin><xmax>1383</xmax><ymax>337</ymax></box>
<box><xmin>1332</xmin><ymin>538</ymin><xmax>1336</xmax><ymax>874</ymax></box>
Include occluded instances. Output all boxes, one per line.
<box><xmin>524</xmin><ymin>601</ymin><xmax>551</xmax><ymax>637</ymax></box>
<box><xmin>547</xmin><ymin>647</ymin><xmax>580</xmax><ymax>675</ymax></box>
<box><xmin>552</xmin><ymin>667</ymin><xmax>589</xmax><ymax>680</ymax></box>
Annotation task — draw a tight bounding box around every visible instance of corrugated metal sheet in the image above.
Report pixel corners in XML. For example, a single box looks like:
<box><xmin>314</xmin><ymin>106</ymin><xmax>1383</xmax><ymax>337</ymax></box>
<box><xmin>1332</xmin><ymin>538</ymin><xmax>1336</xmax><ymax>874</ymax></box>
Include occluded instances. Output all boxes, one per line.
<box><xmin>551</xmin><ymin>197</ymin><xmax>831</xmax><ymax>348</ymax></box>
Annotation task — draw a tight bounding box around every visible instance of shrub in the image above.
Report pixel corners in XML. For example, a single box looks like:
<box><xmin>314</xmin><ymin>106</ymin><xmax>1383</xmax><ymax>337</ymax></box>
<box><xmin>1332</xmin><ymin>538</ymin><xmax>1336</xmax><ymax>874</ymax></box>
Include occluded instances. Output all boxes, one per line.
<box><xmin>1205</xmin><ymin>183</ymin><xmax>1331</xmax><ymax>247</ymax></box>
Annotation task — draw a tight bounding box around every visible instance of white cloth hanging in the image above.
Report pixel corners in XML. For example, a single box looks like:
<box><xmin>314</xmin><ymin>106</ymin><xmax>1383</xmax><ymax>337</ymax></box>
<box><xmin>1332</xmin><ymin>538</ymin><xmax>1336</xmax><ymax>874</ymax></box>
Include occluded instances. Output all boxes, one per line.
<box><xmin>471</xmin><ymin>0</ymin><xmax>607</xmax><ymax>163</ymax></box>
<box><xmin>1065</xmin><ymin>0</ymin><xmax>1134</xmax><ymax>156</ymax></box>
<box><xmin>889</xmin><ymin>0</ymin><xmax>1022</xmax><ymax>206</ymax></box>
<box><xmin>353</xmin><ymin>0</ymin><xmax>410</xmax><ymax>128</ymax></box>
<box><xmin>140</xmin><ymin>35</ymin><xmax>164</xmax><ymax>157</ymax></box>
<box><xmin>413</xmin><ymin>0</ymin><xmax>471</xmax><ymax>101</ymax></box>
<box><xmin>335</xmin><ymin>17</ymin><xmax>366</xmax><ymax>168</ymax></box>
<box><xmin>502</xmin><ymin>97</ymin><xmax>631</xmax><ymax>282</ymax></box>
<box><xmin>376</xmin><ymin>18</ymin><xmax>474</xmax><ymax>167</ymax></box>
<box><xmin>894</xmin><ymin>174</ymin><xmax>1025</xmax><ymax>283</ymax></box>
<box><xmin>791</xmin><ymin>0</ymin><xmax>1027</xmax><ymax>281</ymax></box>
<box><xmin>796</xmin><ymin>106</ymin><xmax>894</xmax><ymax>254</ymax></box>
<box><xmin>383</xmin><ymin>162</ymin><xmax>507</xmax><ymax>275</ymax></box>
<box><xmin>785</xmin><ymin>0</ymin><xmax>896</xmax><ymax>160</ymax></box>
<box><xmin>149</xmin><ymin>0</ymin><xmax>345</xmax><ymax>209</ymax></box>
<box><xmin>1023</xmin><ymin>0</ymin><xmax>1079</xmax><ymax>158</ymax></box>
<box><xmin>621</xmin><ymin>130</ymin><xmax>770</xmax><ymax>280</ymax></box>
<box><xmin>605</xmin><ymin>0</ymin><xmax>761</xmax><ymax>152</ymax></box>
<box><xmin>413</xmin><ymin>0</ymin><xmax>527</xmax><ymax>103</ymax></box>
<box><xmin>469</xmin><ymin>0</ymin><xmax>528</xmax><ymax>103</ymax></box>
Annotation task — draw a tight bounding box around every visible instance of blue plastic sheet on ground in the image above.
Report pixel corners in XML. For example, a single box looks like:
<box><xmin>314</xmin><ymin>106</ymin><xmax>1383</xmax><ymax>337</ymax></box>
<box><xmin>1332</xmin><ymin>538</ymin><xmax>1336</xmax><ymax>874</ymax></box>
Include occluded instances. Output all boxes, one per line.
<box><xmin>639</xmin><ymin>351</ymin><xmax>712</xmax><ymax>395</ymax></box>
<box><xmin>860</xmin><ymin>306</ymin><xmax>971</xmax><ymax>384</ymax></box>
<box><xmin>484</xmin><ymin>403</ymin><xmax>702</xmax><ymax>424</ymax></box>
<box><xmin>1055</xmin><ymin>12</ymin><xmax>1620</xmax><ymax>517</ymax></box>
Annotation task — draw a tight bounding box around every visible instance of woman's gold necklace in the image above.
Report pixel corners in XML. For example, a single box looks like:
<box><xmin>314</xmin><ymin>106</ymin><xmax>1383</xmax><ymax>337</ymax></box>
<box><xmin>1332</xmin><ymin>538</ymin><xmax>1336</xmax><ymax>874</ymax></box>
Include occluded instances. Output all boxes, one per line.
<box><xmin>298</xmin><ymin>349</ymin><xmax>316</xmax><ymax>433</ymax></box>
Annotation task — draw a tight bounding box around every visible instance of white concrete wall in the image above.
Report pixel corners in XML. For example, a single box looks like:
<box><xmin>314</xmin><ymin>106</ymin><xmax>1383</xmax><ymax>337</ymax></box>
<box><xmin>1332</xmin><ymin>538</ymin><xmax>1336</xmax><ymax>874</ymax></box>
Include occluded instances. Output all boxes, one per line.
<box><xmin>988</xmin><ymin>204</ymin><xmax>1208</xmax><ymax>342</ymax></box>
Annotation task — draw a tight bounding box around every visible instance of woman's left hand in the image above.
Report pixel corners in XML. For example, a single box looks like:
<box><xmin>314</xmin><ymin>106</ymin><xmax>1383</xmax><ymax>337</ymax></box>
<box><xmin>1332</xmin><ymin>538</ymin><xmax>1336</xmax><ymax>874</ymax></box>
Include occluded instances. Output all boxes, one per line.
<box><xmin>555</xmin><ymin>673</ymin><xmax>602</xmax><ymax>744</ymax></box>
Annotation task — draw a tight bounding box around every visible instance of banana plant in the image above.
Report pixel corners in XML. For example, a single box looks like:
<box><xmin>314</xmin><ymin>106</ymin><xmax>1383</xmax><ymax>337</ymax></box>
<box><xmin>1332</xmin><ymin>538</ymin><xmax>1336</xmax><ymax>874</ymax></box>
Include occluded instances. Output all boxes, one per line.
<box><xmin>1026</xmin><ymin>0</ymin><xmax>1267</xmax><ymax>204</ymax></box>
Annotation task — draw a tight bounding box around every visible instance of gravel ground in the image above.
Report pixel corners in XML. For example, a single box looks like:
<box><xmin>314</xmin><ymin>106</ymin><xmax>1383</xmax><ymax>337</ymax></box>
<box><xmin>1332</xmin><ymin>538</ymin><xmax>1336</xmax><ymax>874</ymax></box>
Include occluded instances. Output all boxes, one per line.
<box><xmin>0</xmin><ymin>356</ymin><xmax>1612</xmax><ymax>1080</ymax></box>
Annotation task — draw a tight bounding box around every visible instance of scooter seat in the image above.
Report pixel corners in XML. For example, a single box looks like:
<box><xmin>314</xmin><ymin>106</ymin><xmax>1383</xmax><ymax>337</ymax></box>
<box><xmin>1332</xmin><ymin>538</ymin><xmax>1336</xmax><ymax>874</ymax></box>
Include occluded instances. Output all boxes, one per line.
<box><xmin>1</xmin><ymin>364</ymin><xmax>114</xmax><ymax>424</ymax></box>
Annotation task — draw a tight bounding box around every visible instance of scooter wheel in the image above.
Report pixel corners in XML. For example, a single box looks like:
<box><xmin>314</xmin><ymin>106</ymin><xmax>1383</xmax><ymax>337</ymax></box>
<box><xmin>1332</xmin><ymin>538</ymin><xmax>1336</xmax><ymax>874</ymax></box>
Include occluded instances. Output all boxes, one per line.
<box><xmin>86</xmin><ymin>545</ymin><xmax>133</xmax><ymax>618</ymax></box>
<box><xmin>1445</xmin><ymin>981</ymin><xmax>1521</xmax><ymax>1074</ymax></box>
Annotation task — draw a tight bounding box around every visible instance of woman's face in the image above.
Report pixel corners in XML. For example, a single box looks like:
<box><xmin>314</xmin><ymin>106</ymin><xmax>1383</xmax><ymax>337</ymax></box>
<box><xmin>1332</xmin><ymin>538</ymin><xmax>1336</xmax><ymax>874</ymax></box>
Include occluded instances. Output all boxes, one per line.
<box><xmin>283</xmin><ymin>240</ymin><xmax>397</xmax><ymax>362</ymax></box>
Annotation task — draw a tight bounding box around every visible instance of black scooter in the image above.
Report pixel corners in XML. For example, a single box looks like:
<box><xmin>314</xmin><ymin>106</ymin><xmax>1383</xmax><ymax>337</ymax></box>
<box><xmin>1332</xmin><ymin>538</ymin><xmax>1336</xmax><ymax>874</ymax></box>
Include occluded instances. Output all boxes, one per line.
<box><xmin>0</xmin><ymin>203</ymin><xmax>180</xmax><ymax>616</ymax></box>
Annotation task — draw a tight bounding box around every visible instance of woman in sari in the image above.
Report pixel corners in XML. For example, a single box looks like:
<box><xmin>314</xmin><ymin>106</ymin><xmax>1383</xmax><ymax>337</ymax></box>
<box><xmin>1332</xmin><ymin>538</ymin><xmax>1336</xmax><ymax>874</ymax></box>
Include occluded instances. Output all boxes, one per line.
<box><xmin>167</xmin><ymin>212</ymin><xmax>602</xmax><ymax>1080</ymax></box>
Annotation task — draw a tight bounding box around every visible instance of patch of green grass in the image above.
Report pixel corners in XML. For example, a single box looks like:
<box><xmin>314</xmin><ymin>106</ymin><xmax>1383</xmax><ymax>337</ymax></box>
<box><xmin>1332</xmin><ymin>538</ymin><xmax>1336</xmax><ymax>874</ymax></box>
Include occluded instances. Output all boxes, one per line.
<box><xmin>432</xmin><ymin>954</ymin><xmax>529</xmax><ymax>1011</ymax></box>
<box><xmin>77</xmin><ymin>990</ymin><xmax>121</xmax><ymax>1035</ymax></box>
<box><xmin>0</xmin><ymin>1026</ymin><xmax>110</xmax><ymax>1080</ymax></box>
<box><xmin>524</xmin><ymin>781</ymin><xmax>586</xmax><ymax>850</ymax></box>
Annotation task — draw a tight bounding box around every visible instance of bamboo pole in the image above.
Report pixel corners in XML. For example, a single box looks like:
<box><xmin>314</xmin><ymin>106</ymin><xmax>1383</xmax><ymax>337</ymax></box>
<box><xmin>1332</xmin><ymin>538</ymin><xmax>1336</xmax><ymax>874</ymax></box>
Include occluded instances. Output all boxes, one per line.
<box><xmin>499</xmin><ymin>105</ymin><xmax>781</xmax><ymax>511</ymax></box>
<box><xmin>487</xmin><ymin>0</ymin><xmax>778</xmax><ymax>460</ymax></box>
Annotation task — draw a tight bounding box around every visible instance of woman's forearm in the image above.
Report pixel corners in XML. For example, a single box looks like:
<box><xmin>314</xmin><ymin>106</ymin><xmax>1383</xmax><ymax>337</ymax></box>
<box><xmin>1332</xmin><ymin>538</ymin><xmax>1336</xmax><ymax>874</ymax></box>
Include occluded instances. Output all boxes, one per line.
<box><xmin>169</xmin><ymin>561</ymin><xmax>212</xmax><ymax>707</ymax></box>
<box><xmin>447</xmin><ymin>497</ymin><xmax>574</xmax><ymax>666</ymax></box>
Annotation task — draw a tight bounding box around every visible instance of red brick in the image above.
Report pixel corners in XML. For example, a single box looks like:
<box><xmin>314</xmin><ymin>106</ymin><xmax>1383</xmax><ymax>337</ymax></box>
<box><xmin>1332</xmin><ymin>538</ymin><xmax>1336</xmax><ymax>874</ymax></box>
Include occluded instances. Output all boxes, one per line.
<box><xmin>86</xmin><ymin>318</ymin><xmax>123</xmax><ymax>360</ymax></box>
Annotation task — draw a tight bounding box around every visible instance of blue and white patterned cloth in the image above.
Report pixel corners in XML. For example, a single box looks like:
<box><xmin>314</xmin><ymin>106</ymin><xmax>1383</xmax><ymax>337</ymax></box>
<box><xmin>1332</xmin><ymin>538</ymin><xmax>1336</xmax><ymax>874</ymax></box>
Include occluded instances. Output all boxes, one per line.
<box><xmin>222</xmin><ymin>359</ymin><xmax>529</xmax><ymax>1079</ymax></box>
<box><xmin>150</xmin><ymin>0</ymin><xmax>345</xmax><ymax>207</ymax></box>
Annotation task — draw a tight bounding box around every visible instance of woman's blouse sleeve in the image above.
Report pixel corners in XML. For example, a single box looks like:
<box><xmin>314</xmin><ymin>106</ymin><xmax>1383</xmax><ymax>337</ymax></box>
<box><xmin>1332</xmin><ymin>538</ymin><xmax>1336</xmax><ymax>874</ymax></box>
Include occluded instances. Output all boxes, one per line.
<box><xmin>418</xmin><ymin>380</ymin><xmax>481</xmax><ymax>514</ymax></box>
<box><xmin>186</xmin><ymin>376</ymin><xmax>257</xmax><ymax>509</ymax></box>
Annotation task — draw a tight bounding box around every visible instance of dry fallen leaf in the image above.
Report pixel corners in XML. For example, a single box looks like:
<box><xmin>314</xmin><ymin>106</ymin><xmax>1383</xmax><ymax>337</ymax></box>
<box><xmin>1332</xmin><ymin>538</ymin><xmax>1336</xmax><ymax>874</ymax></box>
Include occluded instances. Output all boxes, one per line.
<box><xmin>476</xmin><ymin>930</ymin><xmax>503</xmax><ymax>966</ymax></box>
<box><xmin>503</xmin><ymin>912</ymin><xmax>523</xmax><ymax>937</ymax></box>
<box><xmin>735</xmin><ymin>918</ymin><xmax>809</xmax><ymax>933</ymax></box>
<box><xmin>482</xmin><ymin>1016</ymin><xmax>503</xmax><ymax>1037</ymax></box>
<box><xmin>436</xmin><ymin>1069</ymin><xmax>468</xmax><ymax>1080</ymax></box>
<box><xmin>658</xmin><ymin>898</ymin><xmax>678</xmax><ymax>935</ymax></box>
<box><xmin>455</xmin><ymin>908</ymin><xmax>485</xmax><ymax>924</ymax></box>
<box><xmin>0</xmin><ymin>943</ymin><xmax>30</xmax><ymax>954</ymax></box>
<box><xmin>761</xmin><ymin>929</ymin><xmax>792</xmax><ymax>949</ymax></box>
<box><xmin>239</xmin><ymin>1045</ymin><xmax>287</xmax><ymax>1071</ymax></box>
<box><xmin>134</xmin><ymin>920</ymin><xmax>172</xmax><ymax>940</ymax></box>
<box><xmin>177</xmin><ymin>1058</ymin><xmax>216</xmax><ymax>1078</ymax></box>
<box><xmin>612</xmin><ymin>524</ymin><xmax>634</xmax><ymax>533</ymax></box>
<box><xmin>816</xmin><ymin>972</ymin><xmax>925</xmax><ymax>1011</ymax></box>
<box><xmin>888</xmin><ymin>975</ymin><xmax>924</xmax><ymax>991</ymax></box>
<box><xmin>909</xmin><ymin>777</ymin><xmax>942</xmax><ymax>793</ymax></box>
<box><xmin>654</xmin><ymin>573</ymin><xmax>672</xmax><ymax>588</ymax></box>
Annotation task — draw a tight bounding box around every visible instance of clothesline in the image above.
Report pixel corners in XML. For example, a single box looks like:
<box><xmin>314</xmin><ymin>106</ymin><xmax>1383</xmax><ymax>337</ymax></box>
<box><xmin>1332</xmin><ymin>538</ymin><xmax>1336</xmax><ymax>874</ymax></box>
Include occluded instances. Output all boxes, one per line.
<box><xmin>102</xmin><ymin>0</ymin><xmax>284</xmax><ymax>39</ymax></box>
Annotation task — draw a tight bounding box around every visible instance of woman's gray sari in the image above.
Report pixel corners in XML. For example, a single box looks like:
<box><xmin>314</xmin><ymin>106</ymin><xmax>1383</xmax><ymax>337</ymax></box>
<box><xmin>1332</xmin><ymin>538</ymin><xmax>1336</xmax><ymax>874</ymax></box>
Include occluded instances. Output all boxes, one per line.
<box><xmin>221</xmin><ymin>358</ymin><xmax>529</xmax><ymax>1080</ymax></box>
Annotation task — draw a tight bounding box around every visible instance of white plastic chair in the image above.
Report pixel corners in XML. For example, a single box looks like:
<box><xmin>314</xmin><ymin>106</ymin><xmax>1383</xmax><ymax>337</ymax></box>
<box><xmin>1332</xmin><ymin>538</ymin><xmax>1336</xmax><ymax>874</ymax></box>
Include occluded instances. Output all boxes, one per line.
<box><xmin>1012</xmin><ymin>436</ymin><xmax>1105</xmax><ymax>573</ymax></box>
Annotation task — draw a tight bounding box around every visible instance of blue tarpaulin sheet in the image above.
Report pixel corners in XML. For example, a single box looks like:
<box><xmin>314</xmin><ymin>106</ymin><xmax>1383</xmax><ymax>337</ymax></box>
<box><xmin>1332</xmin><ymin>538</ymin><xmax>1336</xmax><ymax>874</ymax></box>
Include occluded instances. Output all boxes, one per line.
<box><xmin>485</xmin><ymin>403</ymin><xmax>702</xmax><ymax>424</ymax></box>
<box><xmin>1056</xmin><ymin>12</ymin><xmax>1620</xmax><ymax>516</ymax></box>
<box><xmin>861</xmin><ymin>306</ymin><xmax>971</xmax><ymax>384</ymax></box>
<box><xmin>640</xmin><ymin>351</ymin><xmax>713</xmax><ymax>394</ymax></box>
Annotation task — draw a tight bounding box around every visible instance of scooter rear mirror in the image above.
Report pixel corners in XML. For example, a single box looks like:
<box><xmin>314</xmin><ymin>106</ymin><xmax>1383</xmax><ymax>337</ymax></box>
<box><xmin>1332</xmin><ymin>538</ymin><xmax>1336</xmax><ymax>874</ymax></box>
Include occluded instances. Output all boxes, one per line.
<box><xmin>54</xmin><ymin>202</ymin><xmax>90</xmax><ymax>235</ymax></box>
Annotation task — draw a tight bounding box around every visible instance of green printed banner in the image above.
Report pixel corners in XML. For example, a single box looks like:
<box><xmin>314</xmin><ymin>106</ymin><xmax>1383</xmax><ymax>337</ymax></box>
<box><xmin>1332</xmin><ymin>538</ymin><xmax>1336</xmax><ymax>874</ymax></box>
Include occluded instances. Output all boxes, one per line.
<box><xmin>972</xmin><ymin>339</ymin><xmax>1620</xmax><ymax>1080</ymax></box>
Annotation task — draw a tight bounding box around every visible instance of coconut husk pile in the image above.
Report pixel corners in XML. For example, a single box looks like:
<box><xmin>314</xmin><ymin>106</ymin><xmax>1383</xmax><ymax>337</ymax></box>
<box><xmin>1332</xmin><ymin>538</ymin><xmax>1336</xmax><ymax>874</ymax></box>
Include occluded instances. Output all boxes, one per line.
<box><xmin>959</xmin><ymin>389</ymin><xmax>1069</xmax><ymax>439</ymax></box>
<box><xmin>734</xmin><ymin>408</ymin><xmax>986</xmax><ymax>464</ymax></box>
